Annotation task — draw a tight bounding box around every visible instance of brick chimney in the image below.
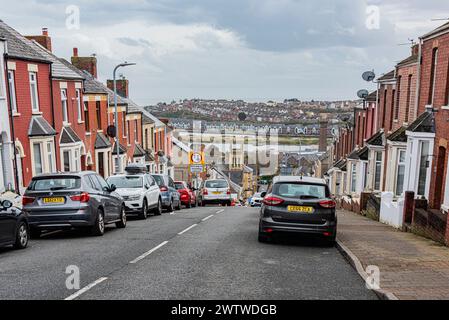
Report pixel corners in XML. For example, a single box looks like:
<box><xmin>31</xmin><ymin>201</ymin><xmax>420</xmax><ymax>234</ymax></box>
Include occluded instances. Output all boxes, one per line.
<box><xmin>319</xmin><ymin>113</ymin><xmax>329</xmax><ymax>153</ymax></box>
<box><xmin>25</xmin><ymin>27</ymin><xmax>52</xmax><ymax>52</ymax></box>
<box><xmin>412</xmin><ymin>44</ymin><xmax>419</xmax><ymax>56</ymax></box>
<box><xmin>71</xmin><ymin>48</ymin><xmax>98</xmax><ymax>78</ymax></box>
<box><xmin>107</xmin><ymin>78</ymin><xmax>129</xmax><ymax>98</ymax></box>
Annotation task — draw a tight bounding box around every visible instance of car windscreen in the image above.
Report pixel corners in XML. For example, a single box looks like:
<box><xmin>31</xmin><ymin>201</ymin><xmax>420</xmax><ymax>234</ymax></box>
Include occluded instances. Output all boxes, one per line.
<box><xmin>272</xmin><ymin>183</ymin><xmax>327</xmax><ymax>199</ymax></box>
<box><xmin>28</xmin><ymin>177</ymin><xmax>81</xmax><ymax>191</ymax></box>
<box><xmin>152</xmin><ymin>175</ymin><xmax>165</xmax><ymax>187</ymax></box>
<box><xmin>174</xmin><ymin>182</ymin><xmax>185</xmax><ymax>190</ymax></box>
<box><xmin>107</xmin><ymin>176</ymin><xmax>143</xmax><ymax>189</ymax></box>
<box><xmin>205</xmin><ymin>180</ymin><xmax>228</xmax><ymax>189</ymax></box>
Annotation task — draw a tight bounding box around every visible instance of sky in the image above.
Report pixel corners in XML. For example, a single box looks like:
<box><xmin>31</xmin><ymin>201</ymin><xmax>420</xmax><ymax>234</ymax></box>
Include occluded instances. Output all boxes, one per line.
<box><xmin>1</xmin><ymin>0</ymin><xmax>448</xmax><ymax>105</ymax></box>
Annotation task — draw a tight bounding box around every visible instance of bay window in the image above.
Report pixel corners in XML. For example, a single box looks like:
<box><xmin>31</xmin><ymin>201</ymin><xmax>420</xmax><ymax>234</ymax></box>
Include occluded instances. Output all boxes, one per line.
<box><xmin>33</xmin><ymin>143</ymin><xmax>43</xmax><ymax>175</ymax></box>
<box><xmin>351</xmin><ymin>163</ymin><xmax>357</xmax><ymax>193</ymax></box>
<box><xmin>417</xmin><ymin>141</ymin><xmax>430</xmax><ymax>196</ymax></box>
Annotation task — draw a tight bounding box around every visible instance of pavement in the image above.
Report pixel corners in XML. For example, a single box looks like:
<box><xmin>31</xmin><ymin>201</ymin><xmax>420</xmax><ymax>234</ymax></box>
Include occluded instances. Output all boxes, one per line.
<box><xmin>0</xmin><ymin>206</ymin><xmax>376</xmax><ymax>300</ymax></box>
<box><xmin>337</xmin><ymin>209</ymin><xmax>449</xmax><ymax>300</ymax></box>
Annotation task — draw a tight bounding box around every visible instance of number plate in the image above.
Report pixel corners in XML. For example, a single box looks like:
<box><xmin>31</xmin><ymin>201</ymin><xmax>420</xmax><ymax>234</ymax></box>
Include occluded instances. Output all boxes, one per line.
<box><xmin>212</xmin><ymin>191</ymin><xmax>222</xmax><ymax>195</ymax></box>
<box><xmin>287</xmin><ymin>206</ymin><xmax>314</xmax><ymax>213</ymax></box>
<box><xmin>43</xmin><ymin>197</ymin><xmax>65</xmax><ymax>204</ymax></box>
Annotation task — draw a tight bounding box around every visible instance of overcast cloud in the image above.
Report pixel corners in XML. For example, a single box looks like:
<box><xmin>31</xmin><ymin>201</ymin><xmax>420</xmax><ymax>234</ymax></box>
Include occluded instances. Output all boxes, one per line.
<box><xmin>1</xmin><ymin>0</ymin><xmax>448</xmax><ymax>104</ymax></box>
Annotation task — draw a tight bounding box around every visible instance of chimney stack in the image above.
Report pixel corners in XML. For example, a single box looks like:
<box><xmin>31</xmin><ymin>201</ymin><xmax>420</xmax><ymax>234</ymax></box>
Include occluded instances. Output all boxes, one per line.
<box><xmin>107</xmin><ymin>78</ymin><xmax>129</xmax><ymax>98</ymax></box>
<box><xmin>71</xmin><ymin>48</ymin><xmax>98</xmax><ymax>78</ymax></box>
<box><xmin>25</xmin><ymin>27</ymin><xmax>52</xmax><ymax>52</ymax></box>
<box><xmin>412</xmin><ymin>44</ymin><xmax>419</xmax><ymax>56</ymax></box>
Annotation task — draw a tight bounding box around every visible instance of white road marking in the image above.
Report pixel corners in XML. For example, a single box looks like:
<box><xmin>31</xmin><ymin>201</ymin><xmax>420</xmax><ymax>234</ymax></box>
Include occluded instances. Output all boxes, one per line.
<box><xmin>178</xmin><ymin>224</ymin><xmax>198</xmax><ymax>235</ymax></box>
<box><xmin>64</xmin><ymin>277</ymin><xmax>108</xmax><ymax>301</ymax></box>
<box><xmin>202</xmin><ymin>215</ymin><xmax>214</xmax><ymax>222</ymax></box>
<box><xmin>170</xmin><ymin>211</ymin><xmax>176</xmax><ymax>215</ymax></box>
<box><xmin>129</xmin><ymin>241</ymin><xmax>169</xmax><ymax>264</ymax></box>
<box><xmin>216</xmin><ymin>209</ymin><xmax>225</xmax><ymax>214</ymax></box>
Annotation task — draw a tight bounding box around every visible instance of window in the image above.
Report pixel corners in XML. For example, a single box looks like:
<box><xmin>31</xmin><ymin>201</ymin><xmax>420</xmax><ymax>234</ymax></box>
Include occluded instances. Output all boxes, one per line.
<box><xmin>395</xmin><ymin>76</ymin><xmax>401</xmax><ymax>120</ymax></box>
<box><xmin>428</xmin><ymin>48</ymin><xmax>438</xmax><ymax>105</ymax></box>
<box><xmin>84</xmin><ymin>102</ymin><xmax>90</xmax><ymax>131</ymax></box>
<box><xmin>127</xmin><ymin>121</ymin><xmax>131</xmax><ymax>144</ymax></box>
<box><xmin>144</xmin><ymin>128</ymin><xmax>149</xmax><ymax>149</ymax></box>
<box><xmin>273</xmin><ymin>183</ymin><xmax>327</xmax><ymax>199</ymax></box>
<box><xmin>363</xmin><ymin>162</ymin><xmax>368</xmax><ymax>189</ymax></box>
<box><xmin>47</xmin><ymin>142</ymin><xmax>54</xmax><ymax>173</ymax></box>
<box><xmin>74</xmin><ymin>149</ymin><xmax>80</xmax><ymax>171</ymax></box>
<box><xmin>28</xmin><ymin>177</ymin><xmax>81</xmax><ymax>191</ymax></box>
<box><xmin>389</xmin><ymin>90</ymin><xmax>395</xmax><ymax>131</ymax></box>
<box><xmin>7</xmin><ymin>71</ymin><xmax>17</xmax><ymax>113</ymax></box>
<box><xmin>76</xmin><ymin>89</ymin><xmax>82</xmax><ymax>122</ymax></box>
<box><xmin>418</xmin><ymin>141</ymin><xmax>430</xmax><ymax>196</ymax></box>
<box><xmin>351</xmin><ymin>163</ymin><xmax>357</xmax><ymax>193</ymax></box>
<box><xmin>96</xmin><ymin>101</ymin><xmax>101</xmax><ymax>129</ymax></box>
<box><xmin>374</xmin><ymin>152</ymin><xmax>382</xmax><ymax>191</ymax></box>
<box><xmin>107</xmin><ymin>176</ymin><xmax>143</xmax><ymax>189</ymax></box>
<box><xmin>396</xmin><ymin>150</ymin><xmax>406</xmax><ymax>196</ymax></box>
<box><xmin>61</xmin><ymin>89</ymin><xmax>68</xmax><ymax>123</ymax></box>
<box><xmin>122</xmin><ymin>114</ymin><xmax>126</xmax><ymax>137</ymax></box>
<box><xmin>446</xmin><ymin>56</ymin><xmax>449</xmax><ymax>106</ymax></box>
<box><xmin>63</xmin><ymin>150</ymin><xmax>70</xmax><ymax>172</ymax></box>
<box><xmin>150</xmin><ymin>127</ymin><xmax>154</xmax><ymax>148</ymax></box>
<box><xmin>29</xmin><ymin>72</ymin><xmax>39</xmax><ymax>112</ymax></box>
<box><xmin>405</xmin><ymin>75</ymin><xmax>412</xmax><ymax>123</ymax></box>
<box><xmin>382</xmin><ymin>89</ymin><xmax>387</xmax><ymax>128</ymax></box>
<box><xmin>134</xmin><ymin>119</ymin><xmax>138</xmax><ymax>142</ymax></box>
<box><xmin>33</xmin><ymin>143</ymin><xmax>43</xmax><ymax>175</ymax></box>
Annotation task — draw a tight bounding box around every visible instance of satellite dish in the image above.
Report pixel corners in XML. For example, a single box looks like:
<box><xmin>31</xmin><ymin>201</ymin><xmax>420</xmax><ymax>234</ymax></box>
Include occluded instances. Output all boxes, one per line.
<box><xmin>362</xmin><ymin>71</ymin><xmax>376</xmax><ymax>82</ymax></box>
<box><xmin>238</xmin><ymin>112</ymin><xmax>247</xmax><ymax>121</ymax></box>
<box><xmin>106</xmin><ymin>125</ymin><xmax>116</xmax><ymax>138</ymax></box>
<box><xmin>357</xmin><ymin>89</ymin><xmax>369</xmax><ymax>99</ymax></box>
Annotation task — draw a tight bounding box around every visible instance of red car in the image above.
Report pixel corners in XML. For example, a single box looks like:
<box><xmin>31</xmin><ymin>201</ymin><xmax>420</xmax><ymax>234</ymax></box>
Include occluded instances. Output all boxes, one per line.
<box><xmin>174</xmin><ymin>181</ymin><xmax>197</xmax><ymax>208</ymax></box>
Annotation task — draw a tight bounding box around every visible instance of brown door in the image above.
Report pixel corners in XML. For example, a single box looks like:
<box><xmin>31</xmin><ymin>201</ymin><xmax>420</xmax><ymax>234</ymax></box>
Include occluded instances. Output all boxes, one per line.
<box><xmin>434</xmin><ymin>146</ymin><xmax>447</xmax><ymax>209</ymax></box>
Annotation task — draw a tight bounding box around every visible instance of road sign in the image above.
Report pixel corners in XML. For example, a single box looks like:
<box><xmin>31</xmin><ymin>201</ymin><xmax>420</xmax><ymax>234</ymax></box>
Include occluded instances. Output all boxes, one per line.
<box><xmin>189</xmin><ymin>164</ymin><xmax>205</xmax><ymax>173</ymax></box>
<box><xmin>189</xmin><ymin>152</ymin><xmax>205</xmax><ymax>165</ymax></box>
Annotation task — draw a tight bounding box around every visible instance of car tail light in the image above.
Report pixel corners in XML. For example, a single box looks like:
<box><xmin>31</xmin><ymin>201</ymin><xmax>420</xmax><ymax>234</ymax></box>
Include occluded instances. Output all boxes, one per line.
<box><xmin>70</xmin><ymin>192</ymin><xmax>90</xmax><ymax>203</ymax></box>
<box><xmin>22</xmin><ymin>196</ymin><xmax>35</xmax><ymax>206</ymax></box>
<box><xmin>203</xmin><ymin>189</ymin><xmax>208</xmax><ymax>195</ymax></box>
<box><xmin>160</xmin><ymin>186</ymin><xmax>168</xmax><ymax>192</ymax></box>
<box><xmin>262</xmin><ymin>196</ymin><xmax>284</xmax><ymax>206</ymax></box>
<box><xmin>226</xmin><ymin>189</ymin><xmax>231</xmax><ymax>195</ymax></box>
<box><xmin>319</xmin><ymin>200</ymin><xmax>336</xmax><ymax>209</ymax></box>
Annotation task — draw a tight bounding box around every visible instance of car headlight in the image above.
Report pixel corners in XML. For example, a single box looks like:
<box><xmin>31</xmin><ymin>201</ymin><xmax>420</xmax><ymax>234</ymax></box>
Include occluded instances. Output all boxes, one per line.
<box><xmin>126</xmin><ymin>195</ymin><xmax>141</xmax><ymax>201</ymax></box>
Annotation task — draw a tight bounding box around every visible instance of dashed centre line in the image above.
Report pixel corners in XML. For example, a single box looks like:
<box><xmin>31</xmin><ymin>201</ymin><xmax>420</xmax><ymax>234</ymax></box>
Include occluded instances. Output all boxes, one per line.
<box><xmin>216</xmin><ymin>209</ymin><xmax>225</xmax><ymax>214</ymax></box>
<box><xmin>202</xmin><ymin>215</ymin><xmax>214</xmax><ymax>222</ymax></box>
<box><xmin>129</xmin><ymin>241</ymin><xmax>169</xmax><ymax>264</ymax></box>
<box><xmin>64</xmin><ymin>277</ymin><xmax>108</xmax><ymax>300</ymax></box>
<box><xmin>178</xmin><ymin>224</ymin><xmax>198</xmax><ymax>235</ymax></box>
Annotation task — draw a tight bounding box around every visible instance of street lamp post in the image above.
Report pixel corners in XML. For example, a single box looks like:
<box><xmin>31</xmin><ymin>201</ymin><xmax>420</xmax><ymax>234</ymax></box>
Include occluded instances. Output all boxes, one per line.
<box><xmin>113</xmin><ymin>62</ymin><xmax>136</xmax><ymax>173</ymax></box>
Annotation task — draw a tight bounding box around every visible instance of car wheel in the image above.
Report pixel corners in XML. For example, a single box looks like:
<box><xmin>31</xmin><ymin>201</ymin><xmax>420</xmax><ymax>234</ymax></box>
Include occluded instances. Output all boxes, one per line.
<box><xmin>167</xmin><ymin>199</ymin><xmax>174</xmax><ymax>212</ymax></box>
<box><xmin>258</xmin><ymin>232</ymin><xmax>271</xmax><ymax>244</ymax></box>
<box><xmin>139</xmin><ymin>200</ymin><xmax>148</xmax><ymax>220</ymax></box>
<box><xmin>14</xmin><ymin>222</ymin><xmax>29</xmax><ymax>250</ymax></box>
<box><xmin>30</xmin><ymin>228</ymin><xmax>41</xmax><ymax>239</ymax></box>
<box><xmin>186</xmin><ymin>198</ymin><xmax>192</xmax><ymax>208</ymax></box>
<box><xmin>154</xmin><ymin>199</ymin><xmax>162</xmax><ymax>216</ymax></box>
<box><xmin>91</xmin><ymin>209</ymin><xmax>105</xmax><ymax>236</ymax></box>
<box><xmin>116</xmin><ymin>206</ymin><xmax>127</xmax><ymax>228</ymax></box>
<box><xmin>175</xmin><ymin>199</ymin><xmax>182</xmax><ymax>211</ymax></box>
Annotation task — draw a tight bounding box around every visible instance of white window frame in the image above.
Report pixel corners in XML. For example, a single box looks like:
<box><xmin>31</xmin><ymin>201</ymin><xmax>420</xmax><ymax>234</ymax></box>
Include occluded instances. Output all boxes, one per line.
<box><xmin>61</xmin><ymin>89</ymin><xmax>68</xmax><ymax>123</ymax></box>
<box><xmin>374</xmin><ymin>151</ymin><xmax>383</xmax><ymax>191</ymax></box>
<box><xmin>60</xmin><ymin>146</ymin><xmax>82</xmax><ymax>173</ymax></box>
<box><xmin>351</xmin><ymin>162</ymin><xmax>357</xmax><ymax>193</ymax></box>
<box><xmin>395</xmin><ymin>150</ymin><xmax>406</xmax><ymax>197</ymax></box>
<box><xmin>7</xmin><ymin>70</ymin><xmax>17</xmax><ymax>113</ymax></box>
<box><xmin>29</xmin><ymin>72</ymin><xmax>39</xmax><ymax>112</ymax></box>
<box><xmin>76</xmin><ymin>89</ymin><xmax>82</xmax><ymax>122</ymax></box>
<box><xmin>30</xmin><ymin>138</ymin><xmax>55</xmax><ymax>176</ymax></box>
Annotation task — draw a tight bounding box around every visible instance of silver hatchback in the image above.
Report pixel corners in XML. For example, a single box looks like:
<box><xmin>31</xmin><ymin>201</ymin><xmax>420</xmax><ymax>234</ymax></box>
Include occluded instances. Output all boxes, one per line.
<box><xmin>22</xmin><ymin>172</ymin><xmax>126</xmax><ymax>237</ymax></box>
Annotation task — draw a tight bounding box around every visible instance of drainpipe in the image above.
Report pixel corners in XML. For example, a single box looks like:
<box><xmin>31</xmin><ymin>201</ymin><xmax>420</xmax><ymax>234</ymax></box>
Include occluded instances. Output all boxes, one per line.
<box><xmin>3</xmin><ymin>41</ymin><xmax>20</xmax><ymax>194</ymax></box>
<box><xmin>414</xmin><ymin>39</ymin><xmax>423</xmax><ymax>120</ymax></box>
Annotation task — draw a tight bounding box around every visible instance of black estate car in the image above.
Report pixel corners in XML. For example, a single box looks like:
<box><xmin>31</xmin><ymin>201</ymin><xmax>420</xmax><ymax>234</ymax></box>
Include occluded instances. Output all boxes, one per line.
<box><xmin>23</xmin><ymin>172</ymin><xmax>126</xmax><ymax>237</ymax></box>
<box><xmin>258</xmin><ymin>176</ymin><xmax>337</xmax><ymax>245</ymax></box>
<box><xmin>0</xmin><ymin>199</ymin><xmax>29</xmax><ymax>250</ymax></box>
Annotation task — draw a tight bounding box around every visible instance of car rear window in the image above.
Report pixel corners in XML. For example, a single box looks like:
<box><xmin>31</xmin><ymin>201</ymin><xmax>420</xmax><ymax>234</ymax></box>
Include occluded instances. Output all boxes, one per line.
<box><xmin>205</xmin><ymin>180</ymin><xmax>228</xmax><ymax>188</ymax></box>
<box><xmin>272</xmin><ymin>183</ymin><xmax>327</xmax><ymax>199</ymax></box>
<box><xmin>28</xmin><ymin>177</ymin><xmax>81</xmax><ymax>191</ymax></box>
<box><xmin>152</xmin><ymin>175</ymin><xmax>165</xmax><ymax>186</ymax></box>
<box><xmin>107</xmin><ymin>176</ymin><xmax>143</xmax><ymax>189</ymax></box>
<box><xmin>174</xmin><ymin>182</ymin><xmax>185</xmax><ymax>190</ymax></box>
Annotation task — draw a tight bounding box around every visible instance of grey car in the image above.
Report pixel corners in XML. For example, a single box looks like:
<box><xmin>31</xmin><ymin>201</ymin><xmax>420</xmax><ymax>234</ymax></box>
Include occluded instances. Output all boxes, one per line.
<box><xmin>151</xmin><ymin>174</ymin><xmax>181</xmax><ymax>212</ymax></box>
<box><xmin>22</xmin><ymin>172</ymin><xmax>127</xmax><ymax>238</ymax></box>
<box><xmin>258</xmin><ymin>176</ymin><xmax>337</xmax><ymax>245</ymax></box>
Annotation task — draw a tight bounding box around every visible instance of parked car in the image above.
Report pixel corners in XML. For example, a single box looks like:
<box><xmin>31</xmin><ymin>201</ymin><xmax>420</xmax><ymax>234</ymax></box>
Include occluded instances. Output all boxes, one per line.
<box><xmin>198</xmin><ymin>179</ymin><xmax>232</xmax><ymax>206</ymax></box>
<box><xmin>23</xmin><ymin>172</ymin><xmax>127</xmax><ymax>238</ymax></box>
<box><xmin>151</xmin><ymin>174</ymin><xmax>181</xmax><ymax>212</ymax></box>
<box><xmin>0</xmin><ymin>199</ymin><xmax>28</xmax><ymax>250</ymax></box>
<box><xmin>107</xmin><ymin>172</ymin><xmax>161</xmax><ymax>219</ymax></box>
<box><xmin>250</xmin><ymin>193</ymin><xmax>264</xmax><ymax>207</ymax></box>
<box><xmin>258</xmin><ymin>176</ymin><xmax>337</xmax><ymax>245</ymax></box>
<box><xmin>174</xmin><ymin>181</ymin><xmax>197</xmax><ymax>208</ymax></box>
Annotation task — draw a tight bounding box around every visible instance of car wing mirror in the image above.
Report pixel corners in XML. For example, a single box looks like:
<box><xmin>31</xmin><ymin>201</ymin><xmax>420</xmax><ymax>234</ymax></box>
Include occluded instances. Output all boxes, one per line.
<box><xmin>1</xmin><ymin>200</ymin><xmax>12</xmax><ymax>210</ymax></box>
<box><xmin>260</xmin><ymin>192</ymin><xmax>267</xmax><ymax>198</ymax></box>
<box><xmin>145</xmin><ymin>184</ymin><xmax>150</xmax><ymax>189</ymax></box>
<box><xmin>109</xmin><ymin>184</ymin><xmax>117</xmax><ymax>192</ymax></box>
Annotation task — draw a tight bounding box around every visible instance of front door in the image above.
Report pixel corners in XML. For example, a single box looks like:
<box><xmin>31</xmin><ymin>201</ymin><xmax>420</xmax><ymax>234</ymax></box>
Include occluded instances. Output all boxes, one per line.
<box><xmin>98</xmin><ymin>152</ymin><xmax>105</xmax><ymax>177</ymax></box>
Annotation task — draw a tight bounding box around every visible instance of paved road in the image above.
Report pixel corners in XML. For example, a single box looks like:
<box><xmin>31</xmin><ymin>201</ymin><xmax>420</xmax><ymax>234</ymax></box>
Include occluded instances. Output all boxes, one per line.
<box><xmin>0</xmin><ymin>207</ymin><xmax>377</xmax><ymax>300</ymax></box>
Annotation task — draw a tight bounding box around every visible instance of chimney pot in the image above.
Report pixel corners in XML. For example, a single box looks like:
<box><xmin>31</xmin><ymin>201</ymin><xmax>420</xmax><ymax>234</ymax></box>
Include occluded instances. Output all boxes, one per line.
<box><xmin>42</xmin><ymin>27</ymin><xmax>48</xmax><ymax>36</ymax></box>
<box><xmin>73</xmin><ymin>47</ymin><xmax>78</xmax><ymax>57</ymax></box>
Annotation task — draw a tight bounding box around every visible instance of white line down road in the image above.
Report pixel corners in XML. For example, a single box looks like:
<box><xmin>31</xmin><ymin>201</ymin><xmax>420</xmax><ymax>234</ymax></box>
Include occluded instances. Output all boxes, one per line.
<box><xmin>130</xmin><ymin>241</ymin><xmax>169</xmax><ymax>264</ymax></box>
<box><xmin>202</xmin><ymin>215</ymin><xmax>214</xmax><ymax>222</ymax></box>
<box><xmin>64</xmin><ymin>277</ymin><xmax>108</xmax><ymax>301</ymax></box>
<box><xmin>178</xmin><ymin>224</ymin><xmax>198</xmax><ymax>235</ymax></box>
